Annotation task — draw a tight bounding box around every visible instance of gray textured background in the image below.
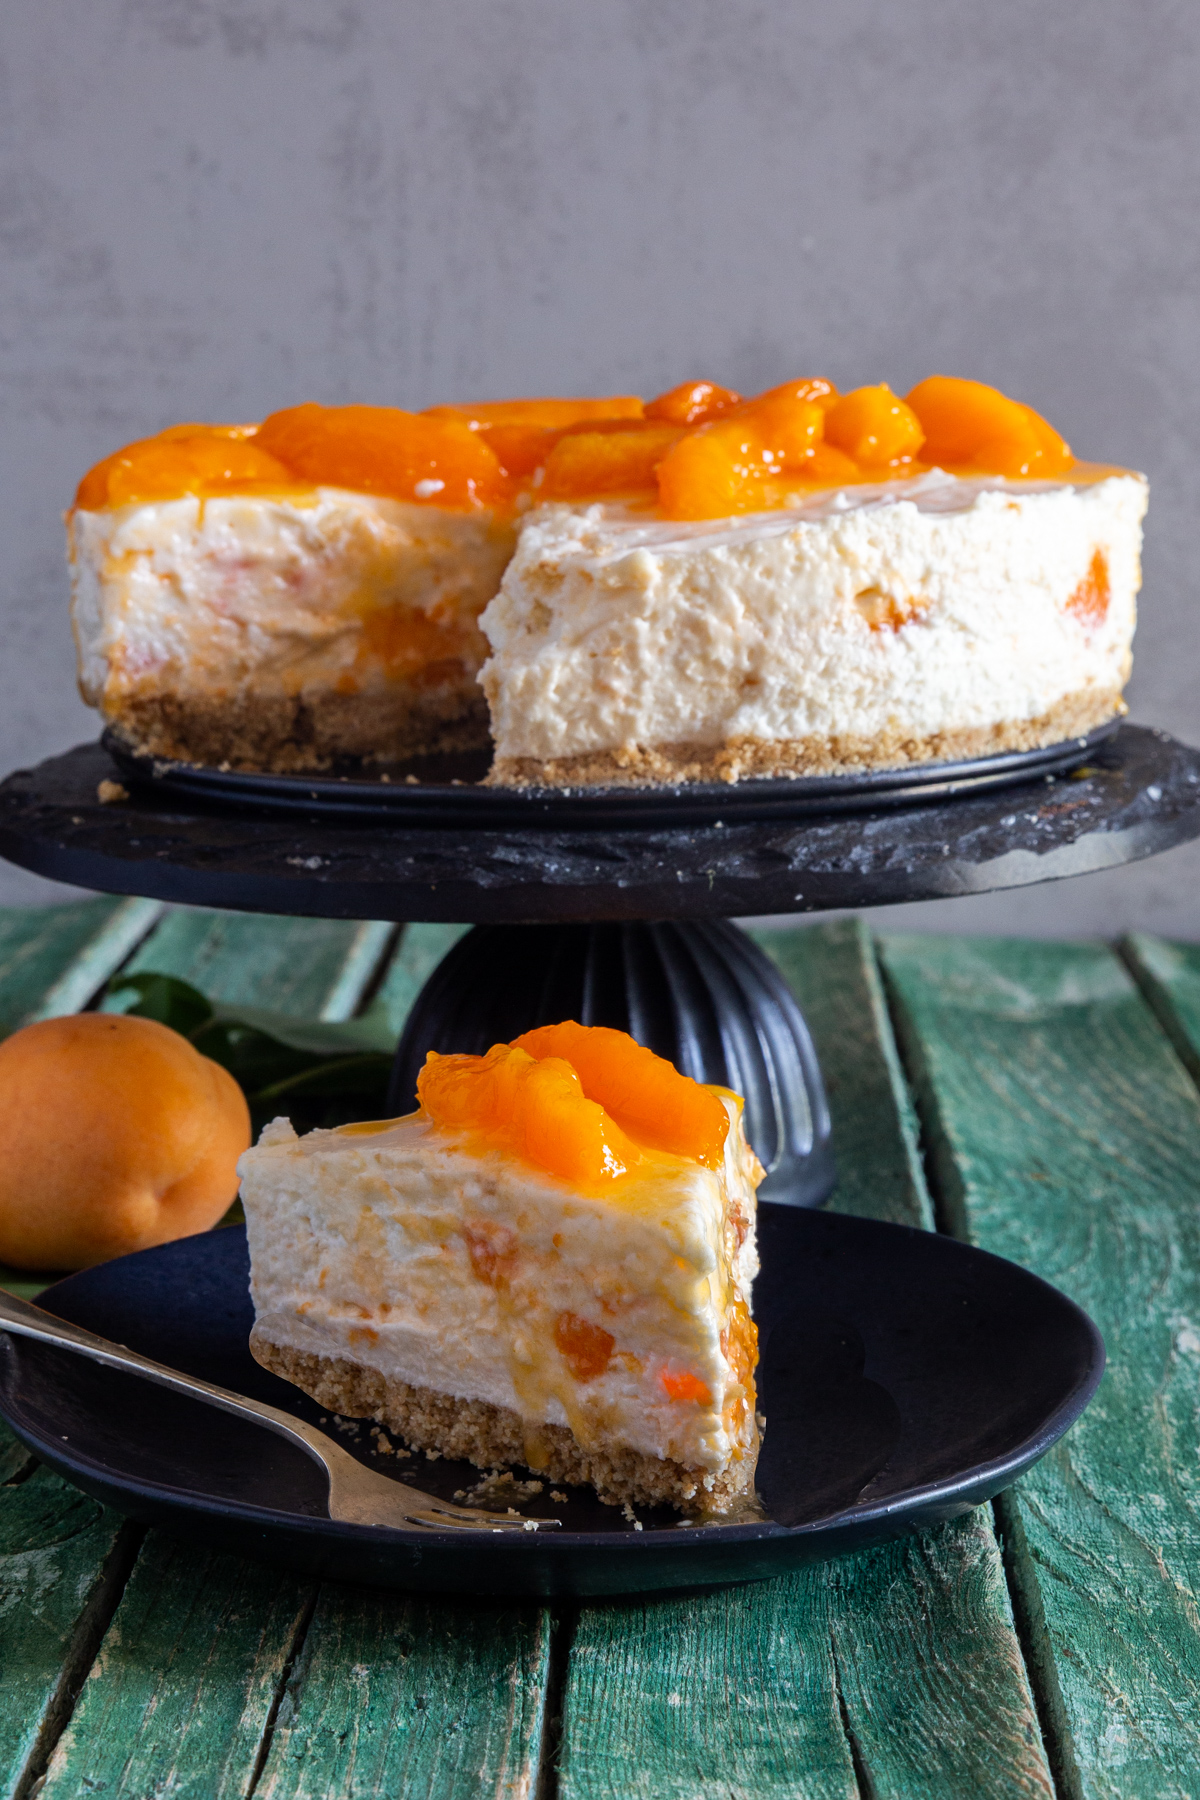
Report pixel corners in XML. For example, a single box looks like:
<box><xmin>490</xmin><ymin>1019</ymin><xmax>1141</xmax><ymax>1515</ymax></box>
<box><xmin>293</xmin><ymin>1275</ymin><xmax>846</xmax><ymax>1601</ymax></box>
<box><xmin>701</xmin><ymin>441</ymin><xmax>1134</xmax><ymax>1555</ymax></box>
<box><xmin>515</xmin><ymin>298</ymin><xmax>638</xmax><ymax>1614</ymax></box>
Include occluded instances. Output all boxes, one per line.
<box><xmin>3</xmin><ymin>0</ymin><xmax>1197</xmax><ymax>933</ymax></box>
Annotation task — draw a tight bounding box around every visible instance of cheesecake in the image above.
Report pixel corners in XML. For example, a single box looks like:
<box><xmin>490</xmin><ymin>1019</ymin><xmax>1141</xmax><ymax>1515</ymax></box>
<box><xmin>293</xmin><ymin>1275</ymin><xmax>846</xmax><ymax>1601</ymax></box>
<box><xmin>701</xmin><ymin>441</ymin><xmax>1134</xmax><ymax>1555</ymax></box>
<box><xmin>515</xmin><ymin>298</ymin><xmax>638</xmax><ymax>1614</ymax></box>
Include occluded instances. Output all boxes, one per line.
<box><xmin>69</xmin><ymin>376</ymin><xmax>1145</xmax><ymax>783</ymax></box>
<box><xmin>238</xmin><ymin>1022</ymin><xmax>763</xmax><ymax>1515</ymax></box>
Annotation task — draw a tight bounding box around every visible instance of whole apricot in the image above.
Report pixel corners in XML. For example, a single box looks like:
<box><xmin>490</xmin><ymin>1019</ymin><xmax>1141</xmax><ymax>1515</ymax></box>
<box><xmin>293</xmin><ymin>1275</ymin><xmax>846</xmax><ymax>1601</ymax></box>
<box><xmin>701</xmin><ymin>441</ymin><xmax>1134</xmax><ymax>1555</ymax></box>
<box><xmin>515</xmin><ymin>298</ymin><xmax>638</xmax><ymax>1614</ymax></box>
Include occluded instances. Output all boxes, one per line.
<box><xmin>0</xmin><ymin>1013</ymin><xmax>251</xmax><ymax>1270</ymax></box>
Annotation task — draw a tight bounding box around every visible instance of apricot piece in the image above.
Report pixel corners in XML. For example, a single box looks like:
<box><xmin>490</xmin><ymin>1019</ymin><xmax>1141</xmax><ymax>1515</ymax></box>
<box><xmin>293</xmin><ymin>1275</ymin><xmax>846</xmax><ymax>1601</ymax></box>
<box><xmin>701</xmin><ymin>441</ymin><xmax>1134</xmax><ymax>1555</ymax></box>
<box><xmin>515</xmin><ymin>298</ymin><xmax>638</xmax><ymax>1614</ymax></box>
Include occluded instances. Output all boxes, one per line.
<box><xmin>824</xmin><ymin>385</ymin><xmax>925</xmax><ymax>467</ymax></box>
<box><xmin>513</xmin><ymin>1021</ymin><xmax>729</xmax><ymax>1167</ymax></box>
<box><xmin>76</xmin><ymin>429</ymin><xmax>296</xmax><ymax>510</ymax></box>
<box><xmin>749</xmin><ymin>377</ymin><xmax>839</xmax><ymax>411</ymax></box>
<box><xmin>905</xmin><ymin>376</ymin><xmax>1072</xmax><ymax>478</ymax></box>
<box><xmin>540</xmin><ymin>424</ymin><xmax>685</xmax><ymax>499</ymax></box>
<box><xmin>644</xmin><ymin>381</ymin><xmax>743</xmax><ymax>426</ymax></box>
<box><xmin>424</xmin><ymin>396</ymin><xmax>644</xmax><ymax>430</ymax></box>
<box><xmin>554</xmin><ymin>1311</ymin><xmax>615</xmax><ymax>1381</ymax></box>
<box><xmin>256</xmin><ymin>402</ymin><xmax>511</xmax><ymax>510</ymax></box>
<box><xmin>417</xmin><ymin>1042</ymin><xmax>637</xmax><ymax>1183</ymax></box>
<box><xmin>656</xmin><ymin>394</ymin><xmax>831</xmax><ymax>518</ymax></box>
<box><xmin>0</xmin><ymin>1013</ymin><xmax>251</xmax><ymax>1271</ymax></box>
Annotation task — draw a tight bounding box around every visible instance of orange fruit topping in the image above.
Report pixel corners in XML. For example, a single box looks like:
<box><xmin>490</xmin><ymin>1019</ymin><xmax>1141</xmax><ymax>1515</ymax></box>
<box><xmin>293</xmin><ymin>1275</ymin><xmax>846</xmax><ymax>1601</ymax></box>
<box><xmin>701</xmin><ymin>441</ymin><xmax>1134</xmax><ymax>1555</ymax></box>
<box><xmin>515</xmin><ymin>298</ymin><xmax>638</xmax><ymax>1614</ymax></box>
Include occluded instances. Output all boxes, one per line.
<box><xmin>645</xmin><ymin>380</ymin><xmax>743</xmax><ymax>426</ymax></box>
<box><xmin>0</xmin><ymin>1013</ymin><xmax>250</xmax><ymax>1271</ymax></box>
<box><xmin>824</xmin><ymin>384</ymin><xmax>925</xmax><ymax>467</ymax></box>
<box><xmin>417</xmin><ymin>1041</ymin><xmax>638</xmax><ymax>1183</ymax></box>
<box><xmin>424</xmin><ymin>396</ymin><xmax>645</xmax><ymax>484</ymax></box>
<box><xmin>512</xmin><ymin>1021</ymin><xmax>730</xmax><ymax>1168</ymax></box>
<box><xmin>74</xmin><ymin>376</ymin><xmax>1079</xmax><ymax>520</ymax></box>
<box><xmin>540</xmin><ymin>423</ymin><xmax>685</xmax><ymax>500</ymax></box>
<box><xmin>554</xmin><ymin>1311</ymin><xmax>615</xmax><ymax>1381</ymax></box>
<box><xmin>655</xmin><ymin>389</ymin><xmax>836</xmax><ymax>520</ymax></box>
<box><xmin>75</xmin><ymin>426</ymin><xmax>298</xmax><ymax>510</ymax></box>
<box><xmin>905</xmin><ymin>376</ymin><xmax>1073</xmax><ymax>479</ymax></box>
<box><xmin>255</xmin><ymin>402</ymin><xmax>511</xmax><ymax>510</ymax></box>
<box><xmin>660</xmin><ymin>1367</ymin><xmax>712</xmax><ymax>1405</ymax></box>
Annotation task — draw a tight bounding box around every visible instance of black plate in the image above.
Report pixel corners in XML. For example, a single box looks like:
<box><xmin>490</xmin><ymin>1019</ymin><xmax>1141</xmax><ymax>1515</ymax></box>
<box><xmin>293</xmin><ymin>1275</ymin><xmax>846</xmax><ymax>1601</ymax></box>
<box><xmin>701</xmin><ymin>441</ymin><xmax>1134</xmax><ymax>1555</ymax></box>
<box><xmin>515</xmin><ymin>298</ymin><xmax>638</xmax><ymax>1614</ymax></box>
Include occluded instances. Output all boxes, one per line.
<box><xmin>102</xmin><ymin>723</ymin><xmax>1120</xmax><ymax>828</ymax></box>
<box><xmin>0</xmin><ymin>1214</ymin><xmax>1103</xmax><ymax>1596</ymax></box>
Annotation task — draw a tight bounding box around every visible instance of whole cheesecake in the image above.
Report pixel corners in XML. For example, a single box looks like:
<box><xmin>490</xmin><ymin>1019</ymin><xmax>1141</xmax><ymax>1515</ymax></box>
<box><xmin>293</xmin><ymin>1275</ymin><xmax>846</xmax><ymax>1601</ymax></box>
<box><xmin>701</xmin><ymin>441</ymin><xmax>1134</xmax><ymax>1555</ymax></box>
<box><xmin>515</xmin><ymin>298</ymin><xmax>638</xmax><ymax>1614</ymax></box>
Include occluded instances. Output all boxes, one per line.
<box><xmin>68</xmin><ymin>376</ymin><xmax>1145</xmax><ymax>783</ymax></box>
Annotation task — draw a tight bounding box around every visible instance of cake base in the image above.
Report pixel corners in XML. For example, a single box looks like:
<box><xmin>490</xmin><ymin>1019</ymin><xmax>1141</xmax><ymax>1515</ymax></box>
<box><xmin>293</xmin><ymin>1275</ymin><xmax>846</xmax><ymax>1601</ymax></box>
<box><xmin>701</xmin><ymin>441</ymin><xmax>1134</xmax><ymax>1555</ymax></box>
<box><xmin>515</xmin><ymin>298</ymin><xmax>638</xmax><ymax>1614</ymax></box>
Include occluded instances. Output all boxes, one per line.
<box><xmin>104</xmin><ymin>681</ymin><xmax>491</xmax><ymax>774</ymax></box>
<box><xmin>251</xmin><ymin>1333</ymin><xmax>758</xmax><ymax>1517</ymax></box>
<box><xmin>488</xmin><ymin>688</ymin><xmax>1126</xmax><ymax>789</ymax></box>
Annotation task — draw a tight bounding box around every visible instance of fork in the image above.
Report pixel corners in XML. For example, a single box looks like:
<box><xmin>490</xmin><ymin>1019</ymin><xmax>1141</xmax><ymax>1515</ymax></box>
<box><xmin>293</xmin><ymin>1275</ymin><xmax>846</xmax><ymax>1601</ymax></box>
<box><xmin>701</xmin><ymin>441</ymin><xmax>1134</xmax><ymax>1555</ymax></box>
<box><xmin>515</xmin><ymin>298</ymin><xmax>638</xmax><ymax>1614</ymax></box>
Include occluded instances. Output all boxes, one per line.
<box><xmin>0</xmin><ymin>1286</ymin><xmax>558</xmax><ymax>1533</ymax></box>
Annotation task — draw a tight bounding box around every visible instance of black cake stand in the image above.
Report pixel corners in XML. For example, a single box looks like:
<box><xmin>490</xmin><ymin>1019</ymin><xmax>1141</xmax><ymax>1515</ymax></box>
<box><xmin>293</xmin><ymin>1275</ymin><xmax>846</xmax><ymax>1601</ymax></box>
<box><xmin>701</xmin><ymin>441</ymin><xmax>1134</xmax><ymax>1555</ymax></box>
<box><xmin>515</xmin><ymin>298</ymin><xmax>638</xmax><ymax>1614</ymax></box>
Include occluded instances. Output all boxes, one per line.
<box><xmin>2</xmin><ymin>721</ymin><xmax>1199</xmax><ymax>1207</ymax></box>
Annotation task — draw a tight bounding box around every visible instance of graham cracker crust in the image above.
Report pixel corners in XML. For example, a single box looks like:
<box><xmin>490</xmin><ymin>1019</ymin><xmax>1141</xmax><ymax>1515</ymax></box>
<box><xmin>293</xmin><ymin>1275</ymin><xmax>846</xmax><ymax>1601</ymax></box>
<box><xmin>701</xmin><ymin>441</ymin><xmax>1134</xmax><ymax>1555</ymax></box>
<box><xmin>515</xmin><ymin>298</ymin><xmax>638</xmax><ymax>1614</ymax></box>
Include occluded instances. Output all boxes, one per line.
<box><xmin>251</xmin><ymin>1332</ymin><xmax>757</xmax><ymax>1517</ymax></box>
<box><xmin>488</xmin><ymin>688</ymin><xmax>1127</xmax><ymax>790</ymax></box>
<box><xmin>103</xmin><ymin>678</ymin><xmax>490</xmax><ymax>773</ymax></box>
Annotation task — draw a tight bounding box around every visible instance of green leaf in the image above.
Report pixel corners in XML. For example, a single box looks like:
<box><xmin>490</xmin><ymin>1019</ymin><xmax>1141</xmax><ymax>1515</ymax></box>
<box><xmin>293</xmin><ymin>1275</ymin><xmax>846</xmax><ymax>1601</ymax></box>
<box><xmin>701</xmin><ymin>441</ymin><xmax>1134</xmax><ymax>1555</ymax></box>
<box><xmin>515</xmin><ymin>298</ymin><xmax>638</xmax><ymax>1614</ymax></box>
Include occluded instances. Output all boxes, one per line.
<box><xmin>106</xmin><ymin>971</ymin><xmax>213</xmax><ymax>1036</ymax></box>
<box><xmin>103</xmin><ymin>969</ymin><xmax>400</xmax><ymax>1127</ymax></box>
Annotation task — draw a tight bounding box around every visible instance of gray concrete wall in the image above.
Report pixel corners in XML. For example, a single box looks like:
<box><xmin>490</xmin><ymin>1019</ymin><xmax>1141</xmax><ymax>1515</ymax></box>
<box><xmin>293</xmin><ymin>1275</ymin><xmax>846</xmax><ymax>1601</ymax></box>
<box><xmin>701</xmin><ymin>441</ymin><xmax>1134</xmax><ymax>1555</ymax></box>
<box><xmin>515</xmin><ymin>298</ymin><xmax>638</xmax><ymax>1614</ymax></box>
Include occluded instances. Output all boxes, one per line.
<box><xmin>3</xmin><ymin>0</ymin><xmax>1197</xmax><ymax>931</ymax></box>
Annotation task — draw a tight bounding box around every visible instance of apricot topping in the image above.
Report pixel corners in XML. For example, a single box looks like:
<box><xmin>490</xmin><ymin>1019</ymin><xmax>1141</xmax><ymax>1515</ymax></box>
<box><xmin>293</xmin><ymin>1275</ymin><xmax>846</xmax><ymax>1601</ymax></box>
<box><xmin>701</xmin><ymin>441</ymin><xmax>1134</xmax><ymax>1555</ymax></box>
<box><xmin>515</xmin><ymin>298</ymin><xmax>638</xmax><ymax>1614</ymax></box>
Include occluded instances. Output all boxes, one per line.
<box><xmin>904</xmin><ymin>376</ymin><xmax>1072</xmax><ymax>479</ymax></box>
<box><xmin>417</xmin><ymin>1041</ymin><xmax>638</xmax><ymax>1183</ymax></box>
<box><xmin>513</xmin><ymin>1021</ymin><xmax>730</xmax><ymax>1167</ymax></box>
<box><xmin>417</xmin><ymin>1021</ymin><xmax>731</xmax><ymax>1180</ymax></box>
<box><xmin>0</xmin><ymin>1013</ymin><xmax>250</xmax><ymax>1271</ymax></box>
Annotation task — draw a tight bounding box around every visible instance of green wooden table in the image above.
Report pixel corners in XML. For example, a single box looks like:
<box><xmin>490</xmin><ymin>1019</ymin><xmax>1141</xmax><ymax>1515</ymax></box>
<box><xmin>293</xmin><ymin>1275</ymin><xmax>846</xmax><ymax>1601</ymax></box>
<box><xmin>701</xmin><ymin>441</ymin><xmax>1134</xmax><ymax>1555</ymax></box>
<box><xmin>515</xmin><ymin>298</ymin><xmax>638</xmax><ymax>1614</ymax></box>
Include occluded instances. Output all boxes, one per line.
<box><xmin>2</xmin><ymin>898</ymin><xmax>1199</xmax><ymax>1799</ymax></box>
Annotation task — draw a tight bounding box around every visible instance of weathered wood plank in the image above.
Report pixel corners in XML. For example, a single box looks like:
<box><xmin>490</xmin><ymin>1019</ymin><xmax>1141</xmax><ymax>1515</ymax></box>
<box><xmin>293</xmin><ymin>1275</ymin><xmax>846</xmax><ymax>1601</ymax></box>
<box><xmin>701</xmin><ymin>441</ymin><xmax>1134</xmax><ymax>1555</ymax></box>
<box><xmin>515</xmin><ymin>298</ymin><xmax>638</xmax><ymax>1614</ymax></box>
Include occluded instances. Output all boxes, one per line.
<box><xmin>112</xmin><ymin>907</ymin><xmax>395</xmax><ymax>1019</ymax></box>
<box><xmin>1120</xmin><ymin>932</ymin><xmax>1200</xmax><ymax>1088</ymax></box>
<box><xmin>829</xmin><ymin>1515</ymin><xmax>1053</xmax><ymax>1799</ymax></box>
<box><xmin>0</xmin><ymin>897</ymin><xmax>161</xmax><ymax>1038</ymax></box>
<box><xmin>559</xmin><ymin>1571</ymin><xmax>856</xmax><ymax>1800</ymax></box>
<box><xmin>880</xmin><ymin>934</ymin><xmax>1200</xmax><ymax>1799</ymax></box>
<box><xmin>557</xmin><ymin>921</ymin><xmax>1053</xmax><ymax>1800</ymax></box>
<box><xmin>750</xmin><ymin>918</ymin><xmax>930</xmax><ymax>1228</ymax></box>
<box><xmin>255</xmin><ymin>1586</ymin><xmax>550</xmax><ymax>1800</ymax></box>
<box><xmin>38</xmin><ymin>1536</ymin><xmax>313</xmax><ymax>1800</ymax></box>
<box><xmin>0</xmin><ymin>1467</ymin><xmax>135</xmax><ymax>1800</ymax></box>
<box><xmin>369</xmin><ymin>920</ymin><xmax>471</xmax><ymax>1036</ymax></box>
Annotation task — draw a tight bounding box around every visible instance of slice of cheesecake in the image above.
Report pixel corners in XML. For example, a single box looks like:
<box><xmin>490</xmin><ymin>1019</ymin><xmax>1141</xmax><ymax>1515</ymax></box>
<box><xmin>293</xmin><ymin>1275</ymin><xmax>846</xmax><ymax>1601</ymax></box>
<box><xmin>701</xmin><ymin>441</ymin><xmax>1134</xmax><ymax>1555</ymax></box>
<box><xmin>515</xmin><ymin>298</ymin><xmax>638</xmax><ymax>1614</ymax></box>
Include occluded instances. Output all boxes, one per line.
<box><xmin>238</xmin><ymin>1022</ymin><xmax>763</xmax><ymax>1515</ymax></box>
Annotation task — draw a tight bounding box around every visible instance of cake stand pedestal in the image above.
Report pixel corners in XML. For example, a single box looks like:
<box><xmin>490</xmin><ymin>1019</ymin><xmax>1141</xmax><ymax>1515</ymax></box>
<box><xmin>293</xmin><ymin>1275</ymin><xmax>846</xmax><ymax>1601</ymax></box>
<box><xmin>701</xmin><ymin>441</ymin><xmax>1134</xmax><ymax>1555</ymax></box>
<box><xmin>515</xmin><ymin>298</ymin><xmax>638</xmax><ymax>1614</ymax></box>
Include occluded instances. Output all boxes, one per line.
<box><xmin>2</xmin><ymin>723</ymin><xmax>1198</xmax><ymax>1207</ymax></box>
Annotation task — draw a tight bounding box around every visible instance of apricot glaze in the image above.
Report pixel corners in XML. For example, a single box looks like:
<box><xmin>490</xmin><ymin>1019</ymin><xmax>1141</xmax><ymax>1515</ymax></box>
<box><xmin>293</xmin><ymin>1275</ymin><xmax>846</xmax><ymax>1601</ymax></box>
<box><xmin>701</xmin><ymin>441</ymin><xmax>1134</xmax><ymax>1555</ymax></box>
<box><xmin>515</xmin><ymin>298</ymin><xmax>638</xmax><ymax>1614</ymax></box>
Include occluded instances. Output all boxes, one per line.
<box><xmin>416</xmin><ymin>1022</ymin><xmax>730</xmax><ymax>1182</ymax></box>
<box><xmin>75</xmin><ymin>375</ymin><xmax>1077</xmax><ymax>521</ymax></box>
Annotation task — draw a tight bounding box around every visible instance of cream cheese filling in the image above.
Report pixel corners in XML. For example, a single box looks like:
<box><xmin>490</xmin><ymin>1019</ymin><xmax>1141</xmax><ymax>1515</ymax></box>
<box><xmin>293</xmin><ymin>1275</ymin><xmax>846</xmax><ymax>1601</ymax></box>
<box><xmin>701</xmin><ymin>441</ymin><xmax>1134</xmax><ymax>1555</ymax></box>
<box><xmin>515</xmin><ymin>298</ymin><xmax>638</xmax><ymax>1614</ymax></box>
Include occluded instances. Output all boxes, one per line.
<box><xmin>478</xmin><ymin>471</ymin><xmax>1147</xmax><ymax>764</ymax></box>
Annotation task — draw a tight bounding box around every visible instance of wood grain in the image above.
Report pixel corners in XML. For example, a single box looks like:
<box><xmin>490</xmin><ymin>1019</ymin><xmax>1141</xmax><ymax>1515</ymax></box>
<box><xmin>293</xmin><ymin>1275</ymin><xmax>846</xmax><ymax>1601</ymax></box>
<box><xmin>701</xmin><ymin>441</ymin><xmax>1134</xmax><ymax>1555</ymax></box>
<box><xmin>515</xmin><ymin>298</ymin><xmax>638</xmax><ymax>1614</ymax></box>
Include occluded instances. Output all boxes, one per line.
<box><xmin>370</xmin><ymin>921</ymin><xmax>471</xmax><ymax>1035</ymax></box>
<box><xmin>1120</xmin><ymin>932</ymin><xmax>1200</xmax><ymax>1086</ymax></box>
<box><xmin>751</xmin><ymin>919</ymin><xmax>931</xmax><ymax>1228</ymax></box>
<box><xmin>255</xmin><ymin>1587</ymin><xmax>550</xmax><ymax>1800</ymax></box>
<box><xmin>0</xmin><ymin>897</ymin><xmax>160</xmax><ymax>1038</ymax></box>
<box><xmin>556</xmin><ymin>921</ymin><xmax>1054</xmax><ymax>1800</ymax></box>
<box><xmin>111</xmin><ymin>906</ymin><xmax>395</xmax><ymax>1018</ymax></box>
<box><xmin>880</xmin><ymin>934</ymin><xmax>1200</xmax><ymax>1799</ymax></box>
<box><xmin>38</xmin><ymin>1536</ymin><xmax>313</xmax><ymax>1800</ymax></box>
<box><xmin>560</xmin><ymin>1572</ymin><xmax>856</xmax><ymax>1800</ymax></box>
<box><xmin>829</xmin><ymin>1515</ymin><xmax>1053</xmax><ymax>1799</ymax></box>
<box><xmin>0</xmin><ymin>1466</ymin><xmax>133</xmax><ymax>1800</ymax></box>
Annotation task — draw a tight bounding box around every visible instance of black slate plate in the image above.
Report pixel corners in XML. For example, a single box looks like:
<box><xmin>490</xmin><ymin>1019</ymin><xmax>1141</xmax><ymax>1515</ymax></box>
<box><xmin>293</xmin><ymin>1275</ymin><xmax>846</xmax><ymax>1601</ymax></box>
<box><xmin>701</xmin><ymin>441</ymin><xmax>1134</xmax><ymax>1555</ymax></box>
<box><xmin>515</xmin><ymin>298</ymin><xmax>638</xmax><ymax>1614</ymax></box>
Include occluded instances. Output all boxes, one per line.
<box><xmin>102</xmin><ymin>722</ymin><xmax>1120</xmax><ymax>829</ymax></box>
<box><xmin>0</xmin><ymin>1214</ymin><xmax>1103</xmax><ymax>1597</ymax></box>
<box><xmin>2</xmin><ymin>726</ymin><xmax>1197</xmax><ymax>921</ymax></box>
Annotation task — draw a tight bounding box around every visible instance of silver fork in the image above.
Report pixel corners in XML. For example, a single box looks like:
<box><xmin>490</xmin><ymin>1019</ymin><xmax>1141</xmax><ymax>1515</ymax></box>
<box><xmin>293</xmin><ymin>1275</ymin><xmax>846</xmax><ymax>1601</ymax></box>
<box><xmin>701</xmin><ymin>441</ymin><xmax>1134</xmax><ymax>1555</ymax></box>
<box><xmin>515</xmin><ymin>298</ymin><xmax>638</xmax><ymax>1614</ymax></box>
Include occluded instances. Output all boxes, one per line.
<box><xmin>0</xmin><ymin>1286</ymin><xmax>558</xmax><ymax>1533</ymax></box>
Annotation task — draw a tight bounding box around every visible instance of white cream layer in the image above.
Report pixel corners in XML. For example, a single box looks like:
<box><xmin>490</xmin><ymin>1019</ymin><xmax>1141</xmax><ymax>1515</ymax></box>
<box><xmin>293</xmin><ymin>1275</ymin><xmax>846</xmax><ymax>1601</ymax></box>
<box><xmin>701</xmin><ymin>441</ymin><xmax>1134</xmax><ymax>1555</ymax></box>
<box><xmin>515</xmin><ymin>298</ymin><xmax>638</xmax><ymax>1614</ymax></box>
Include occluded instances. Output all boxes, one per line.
<box><xmin>478</xmin><ymin>471</ymin><xmax>1147</xmax><ymax>763</ymax></box>
<box><xmin>70</xmin><ymin>490</ymin><xmax>516</xmax><ymax>711</ymax></box>
<box><xmin>239</xmin><ymin>1099</ymin><xmax>759</xmax><ymax>1476</ymax></box>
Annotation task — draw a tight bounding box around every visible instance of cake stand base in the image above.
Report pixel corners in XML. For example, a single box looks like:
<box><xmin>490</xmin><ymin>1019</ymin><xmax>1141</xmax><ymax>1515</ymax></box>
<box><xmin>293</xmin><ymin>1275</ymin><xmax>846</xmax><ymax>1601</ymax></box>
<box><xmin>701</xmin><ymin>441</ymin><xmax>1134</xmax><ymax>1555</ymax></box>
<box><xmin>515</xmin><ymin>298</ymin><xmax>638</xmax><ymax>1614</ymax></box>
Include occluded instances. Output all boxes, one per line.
<box><xmin>386</xmin><ymin>919</ymin><xmax>834</xmax><ymax>1207</ymax></box>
